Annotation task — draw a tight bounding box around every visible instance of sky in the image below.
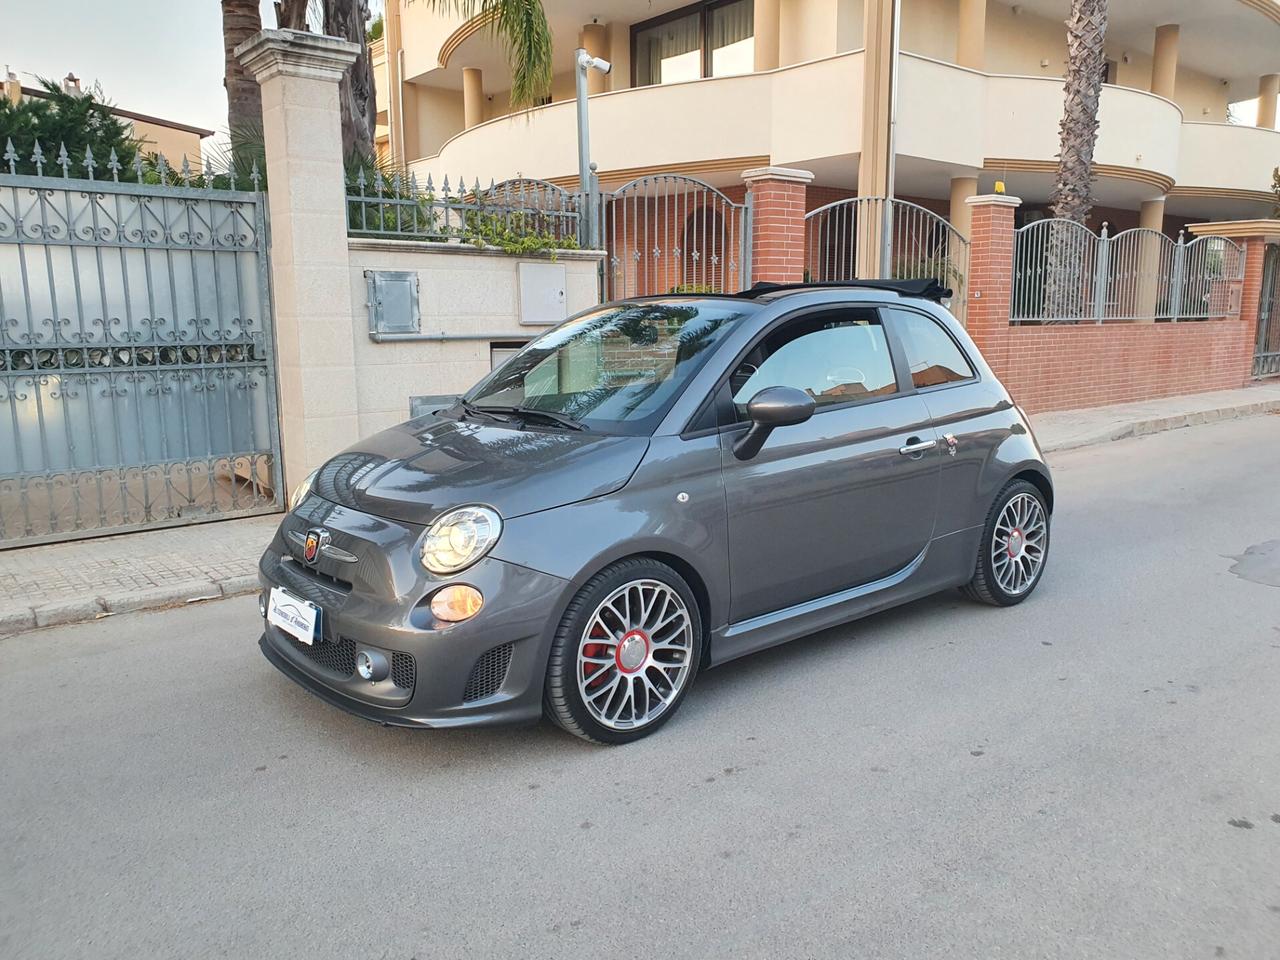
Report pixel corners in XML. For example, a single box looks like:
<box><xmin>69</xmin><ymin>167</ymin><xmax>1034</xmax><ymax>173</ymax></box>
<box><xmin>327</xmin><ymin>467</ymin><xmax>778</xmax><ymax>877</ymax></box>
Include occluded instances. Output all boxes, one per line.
<box><xmin>4</xmin><ymin>1</ymin><xmax>382</xmax><ymax>147</ymax></box>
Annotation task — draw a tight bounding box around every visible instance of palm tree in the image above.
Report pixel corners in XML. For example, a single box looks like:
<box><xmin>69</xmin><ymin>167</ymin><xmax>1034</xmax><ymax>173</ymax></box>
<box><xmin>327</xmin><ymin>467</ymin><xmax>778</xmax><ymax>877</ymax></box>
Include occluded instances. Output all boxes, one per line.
<box><xmin>221</xmin><ymin>0</ymin><xmax>263</xmax><ymax>147</ymax></box>
<box><xmin>417</xmin><ymin>0</ymin><xmax>553</xmax><ymax>109</ymax></box>
<box><xmin>1050</xmin><ymin>0</ymin><xmax>1108</xmax><ymax>223</ymax></box>
<box><xmin>1045</xmin><ymin>0</ymin><xmax>1108</xmax><ymax>319</ymax></box>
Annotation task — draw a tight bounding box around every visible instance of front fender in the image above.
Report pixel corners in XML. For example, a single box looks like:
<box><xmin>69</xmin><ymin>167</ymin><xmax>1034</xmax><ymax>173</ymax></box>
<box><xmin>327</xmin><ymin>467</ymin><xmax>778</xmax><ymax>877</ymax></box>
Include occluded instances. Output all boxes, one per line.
<box><xmin>489</xmin><ymin>434</ymin><xmax>730</xmax><ymax>630</ymax></box>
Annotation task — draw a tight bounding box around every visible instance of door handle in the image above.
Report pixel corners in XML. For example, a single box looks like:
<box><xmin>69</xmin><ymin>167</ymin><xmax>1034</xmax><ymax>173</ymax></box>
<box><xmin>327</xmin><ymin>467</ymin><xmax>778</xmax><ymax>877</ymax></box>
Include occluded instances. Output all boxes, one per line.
<box><xmin>899</xmin><ymin>437</ymin><xmax>937</xmax><ymax>456</ymax></box>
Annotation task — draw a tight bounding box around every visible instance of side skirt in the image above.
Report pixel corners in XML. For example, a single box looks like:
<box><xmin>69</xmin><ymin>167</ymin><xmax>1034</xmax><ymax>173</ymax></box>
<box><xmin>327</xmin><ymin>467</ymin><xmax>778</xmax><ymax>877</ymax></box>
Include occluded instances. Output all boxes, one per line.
<box><xmin>707</xmin><ymin>526</ymin><xmax>982</xmax><ymax>667</ymax></box>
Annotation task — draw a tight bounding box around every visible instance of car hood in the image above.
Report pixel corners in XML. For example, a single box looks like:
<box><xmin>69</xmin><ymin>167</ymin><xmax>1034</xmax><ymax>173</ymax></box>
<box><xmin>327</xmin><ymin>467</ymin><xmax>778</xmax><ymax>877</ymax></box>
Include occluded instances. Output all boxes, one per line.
<box><xmin>309</xmin><ymin>414</ymin><xmax>650</xmax><ymax>526</ymax></box>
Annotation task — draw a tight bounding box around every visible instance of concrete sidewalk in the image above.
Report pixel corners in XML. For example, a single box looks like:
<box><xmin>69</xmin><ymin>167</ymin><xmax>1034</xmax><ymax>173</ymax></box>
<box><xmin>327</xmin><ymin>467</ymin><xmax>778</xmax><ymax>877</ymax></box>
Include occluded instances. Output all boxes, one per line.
<box><xmin>2</xmin><ymin>382</ymin><xmax>1278</xmax><ymax>636</ymax></box>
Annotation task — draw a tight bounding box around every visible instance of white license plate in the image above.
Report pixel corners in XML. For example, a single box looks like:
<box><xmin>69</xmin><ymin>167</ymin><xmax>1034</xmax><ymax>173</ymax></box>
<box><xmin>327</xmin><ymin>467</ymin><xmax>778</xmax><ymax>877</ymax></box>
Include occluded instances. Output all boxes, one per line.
<box><xmin>266</xmin><ymin>587</ymin><xmax>321</xmax><ymax>645</ymax></box>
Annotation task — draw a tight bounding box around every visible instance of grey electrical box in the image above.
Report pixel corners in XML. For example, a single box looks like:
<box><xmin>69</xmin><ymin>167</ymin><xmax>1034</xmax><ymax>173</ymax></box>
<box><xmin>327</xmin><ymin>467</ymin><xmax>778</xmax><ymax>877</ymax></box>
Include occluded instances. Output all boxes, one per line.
<box><xmin>518</xmin><ymin>262</ymin><xmax>568</xmax><ymax>325</ymax></box>
<box><xmin>365</xmin><ymin>270</ymin><xmax>421</xmax><ymax>337</ymax></box>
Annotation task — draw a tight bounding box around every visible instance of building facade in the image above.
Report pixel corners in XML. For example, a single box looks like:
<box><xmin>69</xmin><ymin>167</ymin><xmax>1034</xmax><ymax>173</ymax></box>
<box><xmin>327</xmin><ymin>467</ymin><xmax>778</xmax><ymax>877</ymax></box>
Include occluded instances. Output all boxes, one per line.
<box><xmin>369</xmin><ymin>0</ymin><xmax>1280</xmax><ymax>237</ymax></box>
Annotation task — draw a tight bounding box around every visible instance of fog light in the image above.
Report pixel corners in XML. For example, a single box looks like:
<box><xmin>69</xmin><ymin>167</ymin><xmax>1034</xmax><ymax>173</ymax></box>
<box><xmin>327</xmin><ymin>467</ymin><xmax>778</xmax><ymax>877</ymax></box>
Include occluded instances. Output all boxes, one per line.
<box><xmin>430</xmin><ymin>584</ymin><xmax>484</xmax><ymax>623</ymax></box>
<box><xmin>258</xmin><ymin>592</ymin><xmax>267</xmax><ymax>618</ymax></box>
<box><xmin>356</xmin><ymin>649</ymin><xmax>390</xmax><ymax>682</ymax></box>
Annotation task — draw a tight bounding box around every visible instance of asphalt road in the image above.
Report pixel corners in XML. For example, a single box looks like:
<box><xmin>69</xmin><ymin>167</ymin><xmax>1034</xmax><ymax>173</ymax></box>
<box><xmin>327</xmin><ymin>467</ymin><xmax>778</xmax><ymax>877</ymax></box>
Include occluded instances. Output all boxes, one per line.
<box><xmin>3</xmin><ymin>416</ymin><xmax>1280</xmax><ymax>960</ymax></box>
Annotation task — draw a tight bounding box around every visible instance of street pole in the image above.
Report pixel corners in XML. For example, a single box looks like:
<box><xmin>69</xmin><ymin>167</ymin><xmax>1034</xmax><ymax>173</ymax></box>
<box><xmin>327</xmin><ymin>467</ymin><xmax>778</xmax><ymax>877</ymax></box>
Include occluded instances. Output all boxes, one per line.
<box><xmin>881</xmin><ymin>0</ymin><xmax>901</xmax><ymax>277</ymax></box>
<box><xmin>574</xmin><ymin>47</ymin><xmax>611</xmax><ymax>250</ymax></box>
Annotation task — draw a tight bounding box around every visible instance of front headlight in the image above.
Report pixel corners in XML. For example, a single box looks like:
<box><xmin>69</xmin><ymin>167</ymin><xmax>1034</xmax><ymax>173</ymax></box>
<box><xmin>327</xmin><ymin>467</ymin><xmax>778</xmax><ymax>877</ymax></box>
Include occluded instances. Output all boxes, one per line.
<box><xmin>288</xmin><ymin>468</ymin><xmax>318</xmax><ymax>511</ymax></box>
<box><xmin>421</xmin><ymin>505</ymin><xmax>502</xmax><ymax>574</ymax></box>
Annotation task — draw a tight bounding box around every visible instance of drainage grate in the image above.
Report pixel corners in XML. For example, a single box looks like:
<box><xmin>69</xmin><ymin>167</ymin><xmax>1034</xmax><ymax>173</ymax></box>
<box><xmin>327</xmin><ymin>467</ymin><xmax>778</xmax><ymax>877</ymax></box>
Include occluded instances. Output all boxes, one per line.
<box><xmin>462</xmin><ymin>643</ymin><xmax>513</xmax><ymax>702</ymax></box>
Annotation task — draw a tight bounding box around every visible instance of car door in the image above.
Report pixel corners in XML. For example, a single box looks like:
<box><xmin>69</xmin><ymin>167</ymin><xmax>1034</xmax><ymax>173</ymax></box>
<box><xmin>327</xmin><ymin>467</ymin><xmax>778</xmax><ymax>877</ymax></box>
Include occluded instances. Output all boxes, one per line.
<box><xmin>881</xmin><ymin>305</ymin><xmax>1002</xmax><ymax>537</ymax></box>
<box><xmin>719</xmin><ymin>306</ymin><xmax>941</xmax><ymax>624</ymax></box>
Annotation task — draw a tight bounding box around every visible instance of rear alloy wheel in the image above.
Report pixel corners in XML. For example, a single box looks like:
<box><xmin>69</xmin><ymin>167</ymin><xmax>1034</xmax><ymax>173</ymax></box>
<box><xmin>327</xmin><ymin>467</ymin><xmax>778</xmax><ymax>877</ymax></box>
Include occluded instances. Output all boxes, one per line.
<box><xmin>544</xmin><ymin>559</ymin><xmax>702</xmax><ymax>744</ymax></box>
<box><xmin>964</xmin><ymin>480</ymin><xmax>1050</xmax><ymax>606</ymax></box>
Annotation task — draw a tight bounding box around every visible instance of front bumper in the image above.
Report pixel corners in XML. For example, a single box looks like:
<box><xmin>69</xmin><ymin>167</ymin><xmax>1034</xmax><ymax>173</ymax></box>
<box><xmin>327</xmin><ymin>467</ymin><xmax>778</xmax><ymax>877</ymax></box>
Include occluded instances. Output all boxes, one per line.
<box><xmin>257</xmin><ymin>499</ymin><xmax>571</xmax><ymax>728</ymax></box>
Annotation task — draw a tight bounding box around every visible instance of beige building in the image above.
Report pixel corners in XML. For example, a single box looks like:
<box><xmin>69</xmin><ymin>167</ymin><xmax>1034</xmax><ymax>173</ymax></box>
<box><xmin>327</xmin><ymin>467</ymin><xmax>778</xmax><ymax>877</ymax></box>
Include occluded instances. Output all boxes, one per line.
<box><xmin>5</xmin><ymin>72</ymin><xmax>212</xmax><ymax>164</ymax></box>
<box><xmin>369</xmin><ymin>0</ymin><xmax>1280</xmax><ymax>234</ymax></box>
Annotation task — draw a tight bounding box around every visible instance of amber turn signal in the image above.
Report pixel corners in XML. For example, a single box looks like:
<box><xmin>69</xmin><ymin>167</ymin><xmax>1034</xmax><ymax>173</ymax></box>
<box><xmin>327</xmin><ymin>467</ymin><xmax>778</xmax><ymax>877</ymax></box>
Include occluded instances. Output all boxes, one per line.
<box><xmin>430</xmin><ymin>584</ymin><xmax>484</xmax><ymax>622</ymax></box>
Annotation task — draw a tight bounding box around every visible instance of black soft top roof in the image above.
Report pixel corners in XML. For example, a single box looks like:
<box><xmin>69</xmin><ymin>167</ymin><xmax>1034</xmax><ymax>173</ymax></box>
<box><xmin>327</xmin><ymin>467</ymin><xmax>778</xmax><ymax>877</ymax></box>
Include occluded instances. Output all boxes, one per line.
<box><xmin>735</xmin><ymin>279</ymin><xmax>953</xmax><ymax>303</ymax></box>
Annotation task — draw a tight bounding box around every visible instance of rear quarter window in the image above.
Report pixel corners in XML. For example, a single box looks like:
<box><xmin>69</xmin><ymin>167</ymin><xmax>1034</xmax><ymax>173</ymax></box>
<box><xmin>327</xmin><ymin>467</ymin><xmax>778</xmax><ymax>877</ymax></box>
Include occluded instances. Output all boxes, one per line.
<box><xmin>888</xmin><ymin>308</ymin><xmax>975</xmax><ymax>388</ymax></box>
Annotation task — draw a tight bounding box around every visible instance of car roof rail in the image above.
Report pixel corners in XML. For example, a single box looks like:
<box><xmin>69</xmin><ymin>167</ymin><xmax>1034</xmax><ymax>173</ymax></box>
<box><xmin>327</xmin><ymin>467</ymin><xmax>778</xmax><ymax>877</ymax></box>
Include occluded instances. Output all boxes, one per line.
<box><xmin>734</xmin><ymin>278</ymin><xmax>953</xmax><ymax>302</ymax></box>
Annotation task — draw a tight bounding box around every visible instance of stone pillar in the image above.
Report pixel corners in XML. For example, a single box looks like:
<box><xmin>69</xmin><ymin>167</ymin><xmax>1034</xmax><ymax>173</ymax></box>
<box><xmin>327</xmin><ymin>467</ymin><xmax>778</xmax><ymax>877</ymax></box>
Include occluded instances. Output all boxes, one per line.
<box><xmin>1135</xmin><ymin>197</ymin><xmax>1167</xmax><ymax>322</ymax></box>
<box><xmin>1150</xmin><ymin>24</ymin><xmax>1179</xmax><ymax>99</ymax></box>
<box><xmin>1258</xmin><ymin>74</ymin><xmax>1279</xmax><ymax>130</ymax></box>
<box><xmin>3</xmin><ymin>70</ymin><xmax>20</xmax><ymax>105</ymax></box>
<box><xmin>744</xmin><ymin>166</ymin><xmax>814</xmax><ymax>284</ymax></box>
<box><xmin>237</xmin><ymin>30</ymin><xmax>361</xmax><ymax>492</ymax></box>
<box><xmin>385</xmin><ymin>0</ymin><xmax>406</xmax><ymax>163</ymax></box>
<box><xmin>462</xmin><ymin>68</ymin><xmax>484</xmax><ymax>128</ymax></box>
<box><xmin>754</xmin><ymin>0</ymin><xmax>781</xmax><ymax>71</ymax></box>
<box><xmin>949</xmin><ymin>176</ymin><xmax>979</xmax><ymax>240</ymax></box>
<box><xmin>956</xmin><ymin>0</ymin><xmax>987</xmax><ymax>70</ymax></box>
<box><xmin>858</xmin><ymin>0</ymin><xmax>897</xmax><ymax>278</ymax></box>
<box><xmin>963</xmin><ymin>194</ymin><xmax>1021</xmax><ymax>364</ymax></box>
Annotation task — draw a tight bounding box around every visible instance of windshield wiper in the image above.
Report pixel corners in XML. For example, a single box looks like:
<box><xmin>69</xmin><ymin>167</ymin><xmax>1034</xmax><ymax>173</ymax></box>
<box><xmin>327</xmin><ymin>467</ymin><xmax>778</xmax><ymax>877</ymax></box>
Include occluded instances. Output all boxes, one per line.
<box><xmin>474</xmin><ymin>405</ymin><xmax>588</xmax><ymax>431</ymax></box>
<box><xmin>457</xmin><ymin>399</ymin><xmax>515</xmax><ymax>425</ymax></box>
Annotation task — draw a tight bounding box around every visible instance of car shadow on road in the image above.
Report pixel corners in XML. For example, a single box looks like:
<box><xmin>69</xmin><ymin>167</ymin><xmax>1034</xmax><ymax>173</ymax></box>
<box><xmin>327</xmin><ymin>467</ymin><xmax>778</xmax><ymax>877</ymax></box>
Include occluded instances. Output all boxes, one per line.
<box><xmin>255</xmin><ymin>586</ymin><xmax>1000</xmax><ymax>768</ymax></box>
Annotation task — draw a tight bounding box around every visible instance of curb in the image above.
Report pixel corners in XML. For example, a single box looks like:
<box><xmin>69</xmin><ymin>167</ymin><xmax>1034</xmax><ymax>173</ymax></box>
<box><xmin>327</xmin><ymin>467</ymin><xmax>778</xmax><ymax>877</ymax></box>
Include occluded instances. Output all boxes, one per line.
<box><xmin>1</xmin><ymin>574</ymin><xmax>260</xmax><ymax>640</ymax></box>
<box><xmin>1037</xmin><ymin>398</ymin><xmax>1280</xmax><ymax>454</ymax></box>
<box><xmin>2</xmin><ymin>396</ymin><xmax>1276</xmax><ymax>637</ymax></box>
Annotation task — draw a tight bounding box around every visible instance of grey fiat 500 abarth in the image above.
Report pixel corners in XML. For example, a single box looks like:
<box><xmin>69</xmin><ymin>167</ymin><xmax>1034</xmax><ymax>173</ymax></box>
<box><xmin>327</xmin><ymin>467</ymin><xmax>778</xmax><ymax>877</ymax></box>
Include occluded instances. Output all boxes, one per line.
<box><xmin>257</xmin><ymin>280</ymin><xmax>1053</xmax><ymax>744</ymax></box>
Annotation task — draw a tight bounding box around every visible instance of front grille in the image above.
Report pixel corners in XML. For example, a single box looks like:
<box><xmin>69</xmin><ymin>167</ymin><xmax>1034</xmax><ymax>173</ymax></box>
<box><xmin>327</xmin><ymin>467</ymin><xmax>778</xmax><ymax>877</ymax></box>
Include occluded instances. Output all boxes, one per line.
<box><xmin>462</xmin><ymin>643</ymin><xmax>513</xmax><ymax>702</ymax></box>
<box><xmin>391</xmin><ymin>652</ymin><xmax>416</xmax><ymax>691</ymax></box>
<box><xmin>288</xmin><ymin>635</ymin><xmax>357</xmax><ymax>677</ymax></box>
<box><xmin>286</xmin><ymin>635</ymin><xmax>414</xmax><ymax>692</ymax></box>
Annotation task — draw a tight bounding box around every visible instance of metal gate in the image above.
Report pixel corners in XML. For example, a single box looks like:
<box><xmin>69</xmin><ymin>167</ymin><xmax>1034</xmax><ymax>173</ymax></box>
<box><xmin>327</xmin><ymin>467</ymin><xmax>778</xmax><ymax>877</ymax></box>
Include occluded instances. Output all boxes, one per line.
<box><xmin>598</xmin><ymin>174</ymin><xmax>751</xmax><ymax>300</ymax></box>
<box><xmin>804</xmin><ymin>196</ymin><xmax>968</xmax><ymax>319</ymax></box>
<box><xmin>1255</xmin><ymin>244</ymin><xmax>1280</xmax><ymax>378</ymax></box>
<box><xmin>0</xmin><ymin>147</ymin><xmax>282</xmax><ymax>547</ymax></box>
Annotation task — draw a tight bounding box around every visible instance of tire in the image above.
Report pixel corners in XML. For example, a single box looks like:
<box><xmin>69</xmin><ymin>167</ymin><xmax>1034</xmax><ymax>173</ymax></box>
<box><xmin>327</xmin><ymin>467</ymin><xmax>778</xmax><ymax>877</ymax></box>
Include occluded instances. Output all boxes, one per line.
<box><xmin>963</xmin><ymin>479</ymin><xmax>1050</xmax><ymax>607</ymax></box>
<box><xmin>544</xmin><ymin>558</ymin><xmax>703</xmax><ymax>745</ymax></box>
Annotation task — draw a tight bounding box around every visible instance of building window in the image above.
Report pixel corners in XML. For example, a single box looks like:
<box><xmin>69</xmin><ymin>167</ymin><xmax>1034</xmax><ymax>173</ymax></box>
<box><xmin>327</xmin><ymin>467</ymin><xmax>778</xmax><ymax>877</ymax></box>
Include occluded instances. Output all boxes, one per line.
<box><xmin>490</xmin><ymin>341</ymin><xmax>528</xmax><ymax>371</ymax></box>
<box><xmin>632</xmin><ymin>0</ymin><xmax>755</xmax><ymax>88</ymax></box>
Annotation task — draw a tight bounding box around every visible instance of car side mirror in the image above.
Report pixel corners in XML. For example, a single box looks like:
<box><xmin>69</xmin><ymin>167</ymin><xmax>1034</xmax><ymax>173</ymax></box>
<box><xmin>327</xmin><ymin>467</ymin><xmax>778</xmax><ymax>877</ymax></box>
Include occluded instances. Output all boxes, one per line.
<box><xmin>732</xmin><ymin>386</ymin><xmax>815</xmax><ymax>461</ymax></box>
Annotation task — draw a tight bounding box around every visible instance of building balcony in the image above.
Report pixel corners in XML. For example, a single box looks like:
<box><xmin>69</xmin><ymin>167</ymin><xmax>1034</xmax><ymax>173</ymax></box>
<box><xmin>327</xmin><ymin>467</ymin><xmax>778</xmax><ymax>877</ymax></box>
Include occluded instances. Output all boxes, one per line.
<box><xmin>407</xmin><ymin>51</ymin><xmax>1278</xmax><ymax>223</ymax></box>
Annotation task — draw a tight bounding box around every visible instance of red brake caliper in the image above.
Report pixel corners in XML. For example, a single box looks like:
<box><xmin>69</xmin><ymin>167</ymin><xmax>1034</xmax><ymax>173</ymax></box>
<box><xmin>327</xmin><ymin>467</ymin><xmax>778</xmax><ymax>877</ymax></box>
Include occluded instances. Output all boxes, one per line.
<box><xmin>583</xmin><ymin>624</ymin><xmax>609</xmax><ymax>688</ymax></box>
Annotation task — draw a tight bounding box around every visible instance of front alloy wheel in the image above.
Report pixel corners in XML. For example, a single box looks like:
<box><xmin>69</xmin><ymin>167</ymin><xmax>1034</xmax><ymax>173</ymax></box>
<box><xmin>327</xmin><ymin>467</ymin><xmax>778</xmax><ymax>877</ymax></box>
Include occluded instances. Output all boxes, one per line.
<box><xmin>545</xmin><ymin>559</ymin><xmax>702</xmax><ymax>744</ymax></box>
<box><xmin>964</xmin><ymin>479</ymin><xmax>1050</xmax><ymax>606</ymax></box>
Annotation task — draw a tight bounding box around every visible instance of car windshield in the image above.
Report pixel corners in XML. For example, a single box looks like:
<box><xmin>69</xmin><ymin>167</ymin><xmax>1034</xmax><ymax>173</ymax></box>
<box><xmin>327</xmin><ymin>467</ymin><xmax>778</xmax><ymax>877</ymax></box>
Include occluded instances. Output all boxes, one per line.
<box><xmin>463</xmin><ymin>300</ymin><xmax>748</xmax><ymax>434</ymax></box>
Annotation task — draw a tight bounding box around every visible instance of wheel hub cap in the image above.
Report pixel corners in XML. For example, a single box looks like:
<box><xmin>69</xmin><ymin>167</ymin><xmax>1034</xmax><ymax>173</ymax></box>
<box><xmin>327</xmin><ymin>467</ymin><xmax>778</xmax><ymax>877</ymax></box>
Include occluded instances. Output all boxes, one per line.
<box><xmin>1006</xmin><ymin>528</ymin><xmax>1024</xmax><ymax>559</ymax></box>
<box><xmin>616</xmin><ymin>630</ymin><xmax>649</xmax><ymax>673</ymax></box>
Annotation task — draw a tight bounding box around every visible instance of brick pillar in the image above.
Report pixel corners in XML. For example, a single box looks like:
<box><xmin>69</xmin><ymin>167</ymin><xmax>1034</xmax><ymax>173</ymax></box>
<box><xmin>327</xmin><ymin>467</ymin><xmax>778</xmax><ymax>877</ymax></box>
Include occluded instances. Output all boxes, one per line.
<box><xmin>964</xmin><ymin>194</ymin><xmax>1021</xmax><ymax>374</ymax></box>
<box><xmin>237</xmin><ymin>29</ymin><xmax>361</xmax><ymax>492</ymax></box>
<box><xmin>743</xmin><ymin>166</ymin><xmax>813</xmax><ymax>285</ymax></box>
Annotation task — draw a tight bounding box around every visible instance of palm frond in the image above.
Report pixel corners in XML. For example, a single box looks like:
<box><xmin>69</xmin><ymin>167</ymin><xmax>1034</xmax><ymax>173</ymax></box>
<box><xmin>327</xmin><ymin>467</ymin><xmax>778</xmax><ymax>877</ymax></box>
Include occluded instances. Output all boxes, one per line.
<box><xmin>415</xmin><ymin>0</ymin><xmax>553</xmax><ymax>110</ymax></box>
<box><xmin>489</xmin><ymin>0</ymin><xmax>553</xmax><ymax>109</ymax></box>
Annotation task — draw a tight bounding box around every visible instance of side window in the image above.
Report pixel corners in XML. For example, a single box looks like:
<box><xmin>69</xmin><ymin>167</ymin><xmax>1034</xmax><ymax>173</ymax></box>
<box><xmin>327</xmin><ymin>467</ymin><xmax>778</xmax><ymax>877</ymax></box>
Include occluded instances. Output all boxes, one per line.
<box><xmin>889</xmin><ymin>309</ymin><xmax>975</xmax><ymax>389</ymax></box>
<box><xmin>730</xmin><ymin>312</ymin><xmax>898</xmax><ymax>418</ymax></box>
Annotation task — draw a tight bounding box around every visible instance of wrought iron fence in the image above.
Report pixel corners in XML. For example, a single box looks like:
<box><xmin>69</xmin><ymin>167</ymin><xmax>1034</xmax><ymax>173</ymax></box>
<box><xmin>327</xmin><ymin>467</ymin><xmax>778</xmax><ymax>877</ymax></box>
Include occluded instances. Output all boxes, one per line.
<box><xmin>1011</xmin><ymin>219</ymin><xmax>1244</xmax><ymax>324</ymax></box>
<box><xmin>599</xmin><ymin>174</ymin><xmax>750</xmax><ymax>300</ymax></box>
<box><xmin>1255</xmin><ymin>244</ymin><xmax>1280</xmax><ymax>378</ymax></box>
<box><xmin>803</xmin><ymin>196</ymin><xmax>969</xmax><ymax>321</ymax></box>
<box><xmin>0</xmin><ymin>139</ymin><xmax>281</xmax><ymax>547</ymax></box>
<box><xmin>346</xmin><ymin>171</ymin><xmax>581</xmax><ymax>248</ymax></box>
